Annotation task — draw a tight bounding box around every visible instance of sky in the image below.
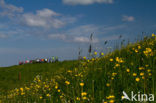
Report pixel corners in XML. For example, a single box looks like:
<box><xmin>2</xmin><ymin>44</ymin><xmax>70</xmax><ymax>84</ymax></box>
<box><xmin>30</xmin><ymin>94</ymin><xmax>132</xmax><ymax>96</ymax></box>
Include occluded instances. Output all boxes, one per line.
<box><xmin>0</xmin><ymin>0</ymin><xmax>156</xmax><ymax>67</ymax></box>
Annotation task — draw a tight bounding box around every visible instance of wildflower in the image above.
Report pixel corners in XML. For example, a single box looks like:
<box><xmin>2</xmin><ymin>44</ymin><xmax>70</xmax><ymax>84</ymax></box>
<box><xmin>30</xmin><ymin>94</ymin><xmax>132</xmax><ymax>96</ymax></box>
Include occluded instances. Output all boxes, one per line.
<box><xmin>60</xmin><ymin>95</ymin><xmax>63</xmax><ymax>98</ymax></box>
<box><xmin>20</xmin><ymin>88</ymin><xmax>23</xmax><ymax>92</ymax></box>
<box><xmin>152</xmin><ymin>33</ymin><xmax>155</xmax><ymax>37</ymax></box>
<box><xmin>94</xmin><ymin>51</ymin><xmax>97</xmax><ymax>55</ymax></box>
<box><xmin>58</xmin><ymin>89</ymin><xmax>61</xmax><ymax>92</ymax></box>
<box><xmin>55</xmin><ymin>85</ymin><xmax>58</xmax><ymax>89</ymax></box>
<box><xmin>115</xmin><ymin>63</ymin><xmax>120</xmax><ymax>67</ymax></box>
<box><xmin>67</xmin><ymin>70</ymin><xmax>72</xmax><ymax>73</ymax></box>
<box><xmin>146</xmin><ymin>48</ymin><xmax>152</xmax><ymax>52</ymax></box>
<box><xmin>21</xmin><ymin>92</ymin><xmax>25</xmax><ymax>95</ymax></box>
<box><xmin>76</xmin><ymin>97</ymin><xmax>80</xmax><ymax>101</ymax></box>
<box><xmin>116</xmin><ymin>57</ymin><xmax>120</xmax><ymax>62</ymax></box>
<box><xmin>133</xmin><ymin>73</ymin><xmax>137</xmax><ymax>76</ymax></box>
<box><xmin>142</xmin><ymin>76</ymin><xmax>145</xmax><ymax>79</ymax></box>
<box><xmin>106</xmin><ymin>83</ymin><xmax>110</xmax><ymax>87</ymax></box>
<box><xmin>135</xmin><ymin>49</ymin><xmax>138</xmax><ymax>53</ymax></box>
<box><xmin>81</xmin><ymin>92</ymin><xmax>87</xmax><ymax>96</ymax></box>
<box><xmin>138</xmin><ymin>45</ymin><xmax>141</xmax><ymax>49</ymax></box>
<box><xmin>83</xmin><ymin>56</ymin><xmax>86</xmax><ymax>60</ymax></box>
<box><xmin>92</xmin><ymin>58</ymin><xmax>95</xmax><ymax>61</ymax></box>
<box><xmin>109</xmin><ymin>100</ymin><xmax>114</xmax><ymax>103</ymax></box>
<box><xmin>82</xmin><ymin>96</ymin><xmax>87</xmax><ymax>100</ymax></box>
<box><xmin>126</xmin><ymin>69</ymin><xmax>130</xmax><ymax>73</ymax></box>
<box><xmin>46</xmin><ymin>94</ymin><xmax>50</xmax><ymax>97</ymax></box>
<box><xmin>80</xmin><ymin>82</ymin><xmax>84</xmax><ymax>87</ymax></box>
<box><xmin>112</xmin><ymin>73</ymin><xmax>117</xmax><ymax>76</ymax></box>
<box><xmin>136</xmin><ymin>77</ymin><xmax>140</xmax><ymax>82</ymax></box>
<box><xmin>87</xmin><ymin>60</ymin><xmax>90</xmax><ymax>62</ymax></box>
<box><xmin>149</xmin><ymin>73</ymin><xmax>152</xmax><ymax>76</ymax></box>
<box><xmin>109</xmin><ymin>95</ymin><xmax>115</xmax><ymax>99</ymax></box>
<box><xmin>65</xmin><ymin>81</ymin><xmax>70</xmax><ymax>85</ymax></box>
<box><xmin>139</xmin><ymin>67</ymin><xmax>144</xmax><ymax>70</ymax></box>
<box><xmin>101</xmin><ymin>52</ymin><xmax>104</xmax><ymax>56</ymax></box>
<box><xmin>147</xmin><ymin>69</ymin><xmax>151</xmax><ymax>72</ymax></box>
<box><xmin>110</xmin><ymin>58</ymin><xmax>113</xmax><ymax>62</ymax></box>
<box><xmin>140</xmin><ymin>72</ymin><xmax>144</xmax><ymax>76</ymax></box>
<box><xmin>40</xmin><ymin>96</ymin><xmax>43</xmax><ymax>99</ymax></box>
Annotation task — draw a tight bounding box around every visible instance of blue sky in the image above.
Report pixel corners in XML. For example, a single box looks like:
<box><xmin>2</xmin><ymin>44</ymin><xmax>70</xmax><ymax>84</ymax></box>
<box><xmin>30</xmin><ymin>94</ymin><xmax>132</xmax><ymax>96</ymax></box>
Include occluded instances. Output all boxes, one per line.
<box><xmin>0</xmin><ymin>0</ymin><xmax>156</xmax><ymax>67</ymax></box>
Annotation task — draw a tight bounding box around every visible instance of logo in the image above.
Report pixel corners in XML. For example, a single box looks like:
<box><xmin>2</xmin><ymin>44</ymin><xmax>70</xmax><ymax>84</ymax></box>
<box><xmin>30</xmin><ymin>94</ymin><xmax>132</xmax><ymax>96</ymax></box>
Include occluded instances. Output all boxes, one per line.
<box><xmin>122</xmin><ymin>91</ymin><xmax>154</xmax><ymax>102</ymax></box>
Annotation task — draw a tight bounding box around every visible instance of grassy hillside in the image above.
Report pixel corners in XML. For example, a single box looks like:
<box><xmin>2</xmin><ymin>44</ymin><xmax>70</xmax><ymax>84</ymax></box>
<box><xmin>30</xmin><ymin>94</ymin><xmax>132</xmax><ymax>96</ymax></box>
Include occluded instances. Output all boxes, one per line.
<box><xmin>0</xmin><ymin>61</ymin><xmax>78</xmax><ymax>91</ymax></box>
<box><xmin>0</xmin><ymin>34</ymin><xmax>156</xmax><ymax>103</ymax></box>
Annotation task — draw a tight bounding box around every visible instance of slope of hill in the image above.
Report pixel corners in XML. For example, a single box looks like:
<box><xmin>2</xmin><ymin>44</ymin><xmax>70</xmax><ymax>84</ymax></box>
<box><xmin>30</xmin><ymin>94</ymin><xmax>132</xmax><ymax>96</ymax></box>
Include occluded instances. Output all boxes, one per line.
<box><xmin>0</xmin><ymin>61</ymin><xmax>78</xmax><ymax>91</ymax></box>
<box><xmin>0</xmin><ymin>35</ymin><xmax>156</xmax><ymax>103</ymax></box>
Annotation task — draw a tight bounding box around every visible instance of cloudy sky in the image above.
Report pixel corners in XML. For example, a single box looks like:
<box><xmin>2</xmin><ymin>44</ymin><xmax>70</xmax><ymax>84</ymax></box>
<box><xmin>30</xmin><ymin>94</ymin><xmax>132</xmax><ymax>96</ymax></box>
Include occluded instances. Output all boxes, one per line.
<box><xmin>0</xmin><ymin>0</ymin><xmax>156</xmax><ymax>67</ymax></box>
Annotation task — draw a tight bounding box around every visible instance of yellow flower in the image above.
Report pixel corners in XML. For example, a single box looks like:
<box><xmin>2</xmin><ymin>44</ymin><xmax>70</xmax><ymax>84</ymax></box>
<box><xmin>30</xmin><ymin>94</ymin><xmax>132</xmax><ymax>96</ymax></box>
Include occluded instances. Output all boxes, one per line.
<box><xmin>82</xmin><ymin>96</ymin><xmax>87</xmax><ymax>100</ymax></box>
<box><xmin>133</xmin><ymin>73</ymin><xmax>137</xmax><ymax>76</ymax></box>
<box><xmin>135</xmin><ymin>49</ymin><xmax>138</xmax><ymax>53</ymax></box>
<box><xmin>21</xmin><ymin>92</ymin><xmax>25</xmax><ymax>95</ymax></box>
<box><xmin>40</xmin><ymin>96</ymin><xmax>43</xmax><ymax>99</ymax></box>
<box><xmin>46</xmin><ymin>94</ymin><xmax>50</xmax><ymax>97</ymax></box>
<box><xmin>83</xmin><ymin>56</ymin><xmax>86</xmax><ymax>60</ymax></box>
<box><xmin>109</xmin><ymin>100</ymin><xmax>114</xmax><ymax>103</ymax></box>
<box><xmin>55</xmin><ymin>85</ymin><xmax>58</xmax><ymax>89</ymax></box>
<box><xmin>101</xmin><ymin>52</ymin><xmax>104</xmax><ymax>56</ymax></box>
<box><xmin>110</xmin><ymin>58</ymin><xmax>113</xmax><ymax>62</ymax></box>
<box><xmin>65</xmin><ymin>81</ymin><xmax>70</xmax><ymax>85</ymax></box>
<box><xmin>116</xmin><ymin>57</ymin><xmax>120</xmax><ymax>62</ymax></box>
<box><xmin>109</xmin><ymin>95</ymin><xmax>115</xmax><ymax>99</ymax></box>
<box><xmin>80</xmin><ymin>82</ymin><xmax>84</xmax><ymax>87</ymax></box>
<box><xmin>58</xmin><ymin>89</ymin><xmax>61</xmax><ymax>92</ymax></box>
<box><xmin>149</xmin><ymin>73</ymin><xmax>152</xmax><ymax>76</ymax></box>
<box><xmin>136</xmin><ymin>77</ymin><xmax>140</xmax><ymax>82</ymax></box>
<box><xmin>140</xmin><ymin>72</ymin><xmax>144</xmax><ymax>76</ymax></box>
<box><xmin>139</xmin><ymin>67</ymin><xmax>144</xmax><ymax>70</ymax></box>
<box><xmin>76</xmin><ymin>97</ymin><xmax>80</xmax><ymax>101</ymax></box>
<box><xmin>94</xmin><ymin>51</ymin><xmax>97</xmax><ymax>55</ymax></box>
<box><xmin>126</xmin><ymin>69</ymin><xmax>130</xmax><ymax>73</ymax></box>
<box><xmin>138</xmin><ymin>45</ymin><xmax>141</xmax><ymax>49</ymax></box>
<box><xmin>147</xmin><ymin>69</ymin><xmax>151</xmax><ymax>72</ymax></box>
<box><xmin>67</xmin><ymin>70</ymin><xmax>72</xmax><ymax>73</ymax></box>
<box><xmin>81</xmin><ymin>92</ymin><xmax>87</xmax><ymax>96</ymax></box>
<box><xmin>115</xmin><ymin>63</ymin><xmax>120</xmax><ymax>67</ymax></box>
<box><xmin>142</xmin><ymin>76</ymin><xmax>145</xmax><ymax>79</ymax></box>
<box><xmin>20</xmin><ymin>88</ymin><xmax>23</xmax><ymax>92</ymax></box>
<box><xmin>106</xmin><ymin>83</ymin><xmax>110</xmax><ymax>87</ymax></box>
<box><xmin>152</xmin><ymin>33</ymin><xmax>155</xmax><ymax>37</ymax></box>
<box><xmin>112</xmin><ymin>73</ymin><xmax>117</xmax><ymax>76</ymax></box>
<box><xmin>87</xmin><ymin>60</ymin><xmax>90</xmax><ymax>62</ymax></box>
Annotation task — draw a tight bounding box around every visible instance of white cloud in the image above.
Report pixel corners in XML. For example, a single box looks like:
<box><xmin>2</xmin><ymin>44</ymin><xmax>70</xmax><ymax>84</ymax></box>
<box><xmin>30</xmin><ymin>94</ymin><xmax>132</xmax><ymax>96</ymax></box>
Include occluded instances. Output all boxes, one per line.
<box><xmin>63</xmin><ymin>0</ymin><xmax>114</xmax><ymax>5</ymax></box>
<box><xmin>67</xmin><ymin>24</ymin><xmax>100</xmax><ymax>36</ymax></box>
<box><xmin>122</xmin><ymin>15</ymin><xmax>135</xmax><ymax>22</ymax></box>
<box><xmin>21</xmin><ymin>9</ymin><xmax>64</xmax><ymax>28</ymax></box>
<box><xmin>48</xmin><ymin>34</ymin><xmax>67</xmax><ymax>40</ymax></box>
<box><xmin>73</xmin><ymin>36</ymin><xmax>99</xmax><ymax>43</ymax></box>
<box><xmin>0</xmin><ymin>0</ymin><xmax>23</xmax><ymax>17</ymax></box>
<box><xmin>20</xmin><ymin>8</ymin><xmax>76</xmax><ymax>29</ymax></box>
<box><xmin>47</xmin><ymin>24</ymin><xmax>126</xmax><ymax>43</ymax></box>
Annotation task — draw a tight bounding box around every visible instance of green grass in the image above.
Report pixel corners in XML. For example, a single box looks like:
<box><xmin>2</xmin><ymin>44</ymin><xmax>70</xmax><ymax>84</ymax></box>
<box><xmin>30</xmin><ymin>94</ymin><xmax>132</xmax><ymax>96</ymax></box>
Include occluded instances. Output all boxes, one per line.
<box><xmin>0</xmin><ymin>60</ymin><xmax>78</xmax><ymax>91</ymax></box>
<box><xmin>0</xmin><ymin>36</ymin><xmax>156</xmax><ymax>103</ymax></box>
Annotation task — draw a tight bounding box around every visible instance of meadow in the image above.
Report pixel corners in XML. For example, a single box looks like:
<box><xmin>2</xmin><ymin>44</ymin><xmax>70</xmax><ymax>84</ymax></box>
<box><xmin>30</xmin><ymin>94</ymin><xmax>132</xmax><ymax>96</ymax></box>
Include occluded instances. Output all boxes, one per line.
<box><xmin>0</xmin><ymin>34</ymin><xmax>156</xmax><ymax>103</ymax></box>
